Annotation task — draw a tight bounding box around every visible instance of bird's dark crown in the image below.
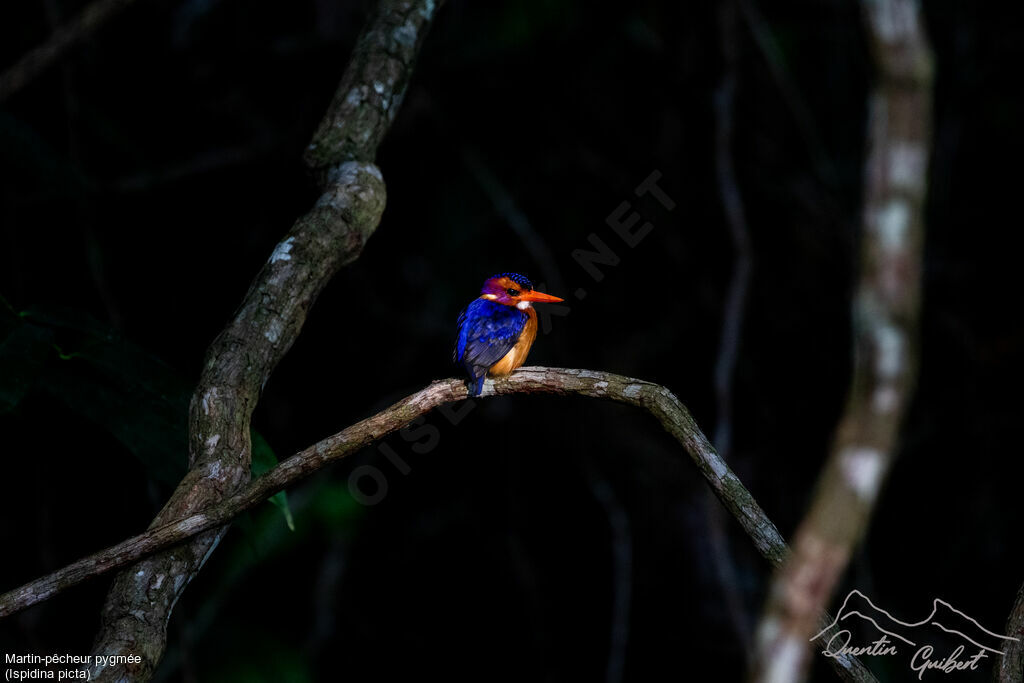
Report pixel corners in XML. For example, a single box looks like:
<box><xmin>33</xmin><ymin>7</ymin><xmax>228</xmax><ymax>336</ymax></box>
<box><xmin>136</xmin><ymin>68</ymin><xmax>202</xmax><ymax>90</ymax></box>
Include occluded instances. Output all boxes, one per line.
<box><xmin>486</xmin><ymin>272</ymin><xmax>533</xmax><ymax>290</ymax></box>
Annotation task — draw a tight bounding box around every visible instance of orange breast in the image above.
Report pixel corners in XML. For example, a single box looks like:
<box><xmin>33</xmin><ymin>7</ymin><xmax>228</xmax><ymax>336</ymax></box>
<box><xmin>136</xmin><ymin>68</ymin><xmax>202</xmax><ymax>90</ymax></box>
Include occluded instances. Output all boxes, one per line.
<box><xmin>487</xmin><ymin>307</ymin><xmax>537</xmax><ymax>376</ymax></box>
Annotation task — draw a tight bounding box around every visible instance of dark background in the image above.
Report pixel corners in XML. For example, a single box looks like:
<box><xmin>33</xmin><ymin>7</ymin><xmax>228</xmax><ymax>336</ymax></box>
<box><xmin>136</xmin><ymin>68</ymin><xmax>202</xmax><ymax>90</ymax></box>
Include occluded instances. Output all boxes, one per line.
<box><xmin>1</xmin><ymin>0</ymin><xmax>1022</xmax><ymax>681</ymax></box>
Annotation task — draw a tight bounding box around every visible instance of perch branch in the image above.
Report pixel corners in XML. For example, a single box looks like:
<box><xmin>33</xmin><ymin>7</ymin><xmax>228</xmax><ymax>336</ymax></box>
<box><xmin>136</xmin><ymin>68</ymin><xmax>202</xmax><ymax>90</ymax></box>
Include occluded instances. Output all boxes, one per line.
<box><xmin>0</xmin><ymin>368</ymin><xmax>776</xmax><ymax>617</ymax></box>
<box><xmin>751</xmin><ymin>1</ymin><xmax>933</xmax><ymax>681</ymax></box>
<box><xmin>85</xmin><ymin>1</ymin><xmax>441</xmax><ymax>679</ymax></box>
<box><xmin>0</xmin><ymin>367</ymin><xmax>879</xmax><ymax>680</ymax></box>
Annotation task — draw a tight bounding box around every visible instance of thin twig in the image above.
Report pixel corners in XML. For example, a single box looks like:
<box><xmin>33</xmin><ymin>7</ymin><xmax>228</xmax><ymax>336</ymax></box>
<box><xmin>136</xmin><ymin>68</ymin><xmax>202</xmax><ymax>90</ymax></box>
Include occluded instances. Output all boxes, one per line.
<box><xmin>707</xmin><ymin>0</ymin><xmax>757</xmax><ymax>659</ymax></box>
<box><xmin>0</xmin><ymin>0</ymin><xmax>139</xmax><ymax>102</ymax></box>
<box><xmin>712</xmin><ymin>0</ymin><xmax>754</xmax><ymax>461</ymax></box>
<box><xmin>750</xmin><ymin>1</ymin><xmax>933</xmax><ymax>681</ymax></box>
<box><xmin>580</xmin><ymin>463</ymin><xmax>632</xmax><ymax>683</ymax></box>
<box><xmin>461</xmin><ymin>146</ymin><xmax>567</xmax><ymax>296</ymax></box>
<box><xmin>736</xmin><ymin>0</ymin><xmax>837</xmax><ymax>185</ymax></box>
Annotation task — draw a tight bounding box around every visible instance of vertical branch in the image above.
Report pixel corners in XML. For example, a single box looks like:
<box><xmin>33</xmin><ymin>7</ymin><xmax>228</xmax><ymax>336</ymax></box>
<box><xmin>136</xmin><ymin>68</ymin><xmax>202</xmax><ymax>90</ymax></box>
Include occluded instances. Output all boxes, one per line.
<box><xmin>751</xmin><ymin>1</ymin><xmax>933</xmax><ymax>681</ymax></box>
<box><xmin>708</xmin><ymin>0</ymin><xmax>755</xmax><ymax>658</ymax></box>
<box><xmin>998</xmin><ymin>583</ymin><xmax>1024</xmax><ymax>682</ymax></box>
<box><xmin>461</xmin><ymin>146</ymin><xmax>567</xmax><ymax>296</ymax></box>
<box><xmin>713</xmin><ymin>0</ymin><xmax>754</xmax><ymax>463</ymax></box>
<box><xmin>580</xmin><ymin>464</ymin><xmax>632</xmax><ymax>683</ymax></box>
<box><xmin>86</xmin><ymin>1</ymin><xmax>441</xmax><ymax>680</ymax></box>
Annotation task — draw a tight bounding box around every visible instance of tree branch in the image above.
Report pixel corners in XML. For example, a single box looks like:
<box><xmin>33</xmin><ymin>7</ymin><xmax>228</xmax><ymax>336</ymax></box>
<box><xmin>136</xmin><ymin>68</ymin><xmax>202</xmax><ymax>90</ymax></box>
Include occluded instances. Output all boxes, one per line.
<box><xmin>0</xmin><ymin>0</ymin><xmax>139</xmax><ymax>103</ymax></box>
<box><xmin>751</xmin><ymin>1</ymin><xmax>933</xmax><ymax>681</ymax></box>
<box><xmin>707</xmin><ymin>0</ymin><xmax>757</xmax><ymax>658</ymax></box>
<box><xmin>0</xmin><ymin>368</ymin><xmax>773</xmax><ymax>620</ymax></box>
<box><xmin>712</xmin><ymin>0</ymin><xmax>754</xmax><ymax>464</ymax></box>
<box><xmin>303</xmin><ymin>0</ymin><xmax>437</xmax><ymax>170</ymax></box>
<box><xmin>998</xmin><ymin>582</ymin><xmax>1024</xmax><ymax>682</ymax></box>
<box><xmin>736</xmin><ymin>0</ymin><xmax>837</xmax><ymax>185</ymax></box>
<box><xmin>84</xmin><ymin>1</ymin><xmax>441</xmax><ymax>678</ymax></box>
<box><xmin>1</xmin><ymin>366</ymin><xmax>879</xmax><ymax>680</ymax></box>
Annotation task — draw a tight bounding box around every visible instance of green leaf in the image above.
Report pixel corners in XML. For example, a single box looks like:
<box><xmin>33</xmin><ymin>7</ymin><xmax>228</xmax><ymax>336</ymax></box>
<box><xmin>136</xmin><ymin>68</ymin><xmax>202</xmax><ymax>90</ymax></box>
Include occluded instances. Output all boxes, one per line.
<box><xmin>250</xmin><ymin>430</ymin><xmax>295</xmax><ymax>531</ymax></box>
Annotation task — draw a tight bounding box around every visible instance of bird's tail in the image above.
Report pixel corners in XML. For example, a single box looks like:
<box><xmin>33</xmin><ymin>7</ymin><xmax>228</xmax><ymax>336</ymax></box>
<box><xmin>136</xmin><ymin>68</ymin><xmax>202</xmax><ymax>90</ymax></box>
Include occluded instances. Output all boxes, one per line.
<box><xmin>467</xmin><ymin>372</ymin><xmax>485</xmax><ymax>397</ymax></box>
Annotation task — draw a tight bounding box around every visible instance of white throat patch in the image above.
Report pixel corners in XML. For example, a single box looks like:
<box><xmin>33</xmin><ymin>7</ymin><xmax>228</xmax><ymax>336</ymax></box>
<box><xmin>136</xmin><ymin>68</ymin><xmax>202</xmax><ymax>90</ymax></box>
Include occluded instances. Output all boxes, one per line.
<box><xmin>516</xmin><ymin>301</ymin><xmax>532</xmax><ymax>310</ymax></box>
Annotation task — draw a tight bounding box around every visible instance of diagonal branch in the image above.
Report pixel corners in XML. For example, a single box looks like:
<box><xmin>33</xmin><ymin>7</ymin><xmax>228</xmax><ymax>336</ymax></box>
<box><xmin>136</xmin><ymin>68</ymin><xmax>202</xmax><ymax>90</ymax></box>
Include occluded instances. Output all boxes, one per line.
<box><xmin>751</xmin><ymin>1</ymin><xmax>933</xmax><ymax>681</ymax></box>
<box><xmin>0</xmin><ymin>0</ymin><xmax>139</xmax><ymax>103</ymax></box>
<box><xmin>736</xmin><ymin>0</ymin><xmax>838</xmax><ymax>185</ymax></box>
<box><xmin>0</xmin><ymin>367</ymin><xmax>878</xmax><ymax>680</ymax></box>
<box><xmin>85</xmin><ymin>1</ymin><xmax>441</xmax><ymax>679</ymax></box>
<box><xmin>0</xmin><ymin>368</ymin><xmax>771</xmax><ymax>619</ymax></box>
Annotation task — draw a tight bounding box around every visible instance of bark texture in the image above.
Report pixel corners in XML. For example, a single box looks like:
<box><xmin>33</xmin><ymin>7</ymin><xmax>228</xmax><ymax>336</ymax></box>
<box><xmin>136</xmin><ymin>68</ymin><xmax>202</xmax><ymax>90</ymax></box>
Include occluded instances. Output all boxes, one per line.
<box><xmin>0</xmin><ymin>367</ymin><xmax>879</xmax><ymax>681</ymax></box>
<box><xmin>998</xmin><ymin>583</ymin><xmax>1024</xmax><ymax>682</ymax></box>
<box><xmin>751</xmin><ymin>1</ymin><xmax>933</xmax><ymax>681</ymax></box>
<box><xmin>1</xmin><ymin>368</ymin><xmax>775</xmax><ymax>618</ymax></box>
<box><xmin>82</xmin><ymin>1</ymin><xmax>440</xmax><ymax>679</ymax></box>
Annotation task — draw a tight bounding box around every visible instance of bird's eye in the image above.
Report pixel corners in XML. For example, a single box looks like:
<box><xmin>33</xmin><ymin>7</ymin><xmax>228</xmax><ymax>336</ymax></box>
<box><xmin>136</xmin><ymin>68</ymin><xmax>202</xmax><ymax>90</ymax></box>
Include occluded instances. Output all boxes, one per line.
<box><xmin>506</xmin><ymin>288</ymin><xmax>520</xmax><ymax>297</ymax></box>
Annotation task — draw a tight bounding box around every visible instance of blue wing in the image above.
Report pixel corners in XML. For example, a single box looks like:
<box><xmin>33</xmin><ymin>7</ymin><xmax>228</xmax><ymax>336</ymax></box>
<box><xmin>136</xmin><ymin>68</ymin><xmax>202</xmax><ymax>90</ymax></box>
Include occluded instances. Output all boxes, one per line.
<box><xmin>454</xmin><ymin>299</ymin><xmax>527</xmax><ymax>395</ymax></box>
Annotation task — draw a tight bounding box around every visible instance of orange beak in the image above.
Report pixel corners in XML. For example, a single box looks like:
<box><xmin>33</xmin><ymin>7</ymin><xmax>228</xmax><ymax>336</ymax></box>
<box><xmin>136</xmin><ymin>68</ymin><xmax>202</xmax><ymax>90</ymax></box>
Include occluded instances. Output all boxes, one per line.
<box><xmin>520</xmin><ymin>289</ymin><xmax>564</xmax><ymax>303</ymax></box>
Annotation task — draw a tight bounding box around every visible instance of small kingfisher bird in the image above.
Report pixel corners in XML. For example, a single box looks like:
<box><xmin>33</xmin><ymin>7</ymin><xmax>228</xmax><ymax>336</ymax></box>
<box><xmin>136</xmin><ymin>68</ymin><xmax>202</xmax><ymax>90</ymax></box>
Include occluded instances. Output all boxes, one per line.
<box><xmin>454</xmin><ymin>273</ymin><xmax>564</xmax><ymax>396</ymax></box>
